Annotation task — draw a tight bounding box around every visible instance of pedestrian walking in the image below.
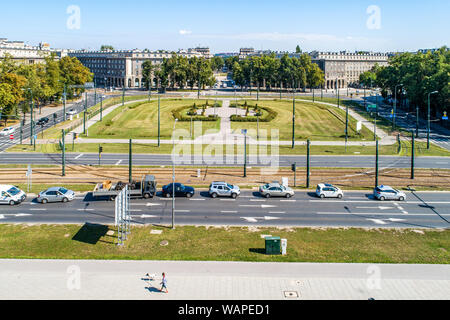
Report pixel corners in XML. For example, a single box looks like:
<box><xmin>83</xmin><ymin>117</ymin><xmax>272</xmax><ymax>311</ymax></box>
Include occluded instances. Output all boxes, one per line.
<box><xmin>160</xmin><ymin>272</ymin><xmax>168</xmax><ymax>293</ymax></box>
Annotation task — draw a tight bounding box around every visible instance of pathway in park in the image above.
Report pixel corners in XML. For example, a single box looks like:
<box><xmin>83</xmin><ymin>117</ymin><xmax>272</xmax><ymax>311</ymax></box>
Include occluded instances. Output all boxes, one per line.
<box><xmin>1</xmin><ymin>259</ymin><xmax>449</xmax><ymax>300</ymax></box>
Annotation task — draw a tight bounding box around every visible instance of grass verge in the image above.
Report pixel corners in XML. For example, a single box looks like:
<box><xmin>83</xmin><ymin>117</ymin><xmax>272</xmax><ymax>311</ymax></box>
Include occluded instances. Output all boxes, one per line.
<box><xmin>0</xmin><ymin>225</ymin><xmax>448</xmax><ymax>263</ymax></box>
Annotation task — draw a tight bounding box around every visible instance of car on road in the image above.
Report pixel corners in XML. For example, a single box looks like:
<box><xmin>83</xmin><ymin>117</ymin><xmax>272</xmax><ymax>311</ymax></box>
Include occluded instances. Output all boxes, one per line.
<box><xmin>0</xmin><ymin>185</ymin><xmax>26</xmax><ymax>205</ymax></box>
<box><xmin>0</xmin><ymin>127</ymin><xmax>15</xmax><ymax>136</ymax></box>
<box><xmin>66</xmin><ymin>109</ymin><xmax>77</xmax><ymax>116</ymax></box>
<box><xmin>259</xmin><ymin>183</ymin><xmax>294</xmax><ymax>198</ymax></box>
<box><xmin>209</xmin><ymin>182</ymin><xmax>240</xmax><ymax>199</ymax></box>
<box><xmin>316</xmin><ymin>184</ymin><xmax>344</xmax><ymax>199</ymax></box>
<box><xmin>36</xmin><ymin>117</ymin><xmax>49</xmax><ymax>126</ymax></box>
<box><xmin>37</xmin><ymin>187</ymin><xmax>75</xmax><ymax>204</ymax></box>
<box><xmin>373</xmin><ymin>185</ymin><xmax>406</xmax><ymax>201</ymax></box>
<box><xmin>162</xmin><ymin>183</ymin><xmax>195</xmax><ymax>198</ymax></box>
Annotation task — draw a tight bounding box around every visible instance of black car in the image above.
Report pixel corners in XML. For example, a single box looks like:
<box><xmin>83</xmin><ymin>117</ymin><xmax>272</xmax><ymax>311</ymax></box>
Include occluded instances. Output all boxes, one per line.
<box><xmin>162</xmin><ymin>183</ymin><xmax>195</xmax><ymax>198</ymax></box>
<box><xmin>36</xmin><ymin>117</ymin><xmax>49</xmax><ymax>126</ymax></box>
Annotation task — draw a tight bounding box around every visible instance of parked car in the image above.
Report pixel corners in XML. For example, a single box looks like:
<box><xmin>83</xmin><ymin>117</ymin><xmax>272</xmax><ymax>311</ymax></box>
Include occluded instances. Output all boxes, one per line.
<box><xmin>316</xmin><ymin>184</ymin><xmax>344</xmax><ymax>199</ymax></box>
<box><xmin>0</xmin><ymin>127</ymin><xmax>15</xmax><ymax>136</ymax></box>
<box><xmin>373</xmin><ymin>185</ymin><xmax>406</xmax><ymax>201</ymax></box>
<box><xmin>209</xmin><ymin>182</ymin><xmax>240</xmax><ymax>199</ymax></box>
<box><xmin>36</xmin><ymin>117</ymin><xmax>49</xmax><ymax>126</ymax></box>
<box><xmin>37</xmin><ymin>187</ymin><xmax>75</xmax><ymax>204</ymax></box>
<box><xmin>66</xmin><ymin>109</ymin><xmax>77</xmax><ymax>116</ymax></box>
<box><xmin>0</xmin><ymin>185</ymin><xmax>26</xmax><ymax>205</ymax></box>
<box><xmin>259</xmin><ymin>183</ymin><xmax>294</xmax><ymax>198</ymax></box>
<box><xmin>162</xmin><ymin>183</ymin><xmax>195</xmax><ymax>198</ymax></box>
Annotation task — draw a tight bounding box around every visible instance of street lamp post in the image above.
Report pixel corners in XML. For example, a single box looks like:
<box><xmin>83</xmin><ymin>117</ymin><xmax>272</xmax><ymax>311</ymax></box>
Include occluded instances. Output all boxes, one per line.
<box><xmin>292</xmin><ymin>88</ymin><xmax>296</xmax><ymax>149</ymax></box>
<box><xmin>393</xmin><ymin>84</ymin><xmax>403</xmax><ymax>130</ymax></box>
<box><xmin>172</xmin><ymin>119</ymin><xmax>178</xmax><ymax>230</ymax></box>
<box><xmin>63</xmin><ymin>83</ymin><xmax>67</xmax><ymax>122</ymax></box>
<box><xmin>416</xmin><ymin>106</ymin><xmax>419</xmax><ymax>138</ymax></box>
<box><xmin>427</xmin><ymin>91</ymin><xmax>438</xmax><ymax>149</ymax></box>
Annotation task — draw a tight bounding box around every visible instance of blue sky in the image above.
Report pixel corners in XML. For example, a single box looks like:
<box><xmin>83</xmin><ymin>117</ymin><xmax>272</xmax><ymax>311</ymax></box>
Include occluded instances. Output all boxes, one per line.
<box><xmin>1</xmin><ymin>0</ymin><xmax>448</xmax><ymax>52</ymax></box>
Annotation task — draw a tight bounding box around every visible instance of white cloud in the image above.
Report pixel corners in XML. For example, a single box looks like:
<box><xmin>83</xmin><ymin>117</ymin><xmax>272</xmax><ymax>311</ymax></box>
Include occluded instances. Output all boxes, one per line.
<box><xmin>179</xmin><ymin>30</ymin><xmax>192</xmax><ymax>35</ymax></box>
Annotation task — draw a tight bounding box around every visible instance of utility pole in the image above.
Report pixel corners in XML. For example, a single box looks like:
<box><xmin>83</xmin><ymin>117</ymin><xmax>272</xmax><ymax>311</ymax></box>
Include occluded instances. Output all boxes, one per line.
<box><xmin>411</xmin><ymin>131</ymin><xmax>415</xmax><ymax>180</ymax></box>
<box><xmin>306</xmin><ymin>140</ymin><xmax>310</xmax><ymax>189</ymax></box>
<box><xmin>100</xmin><ymin>94</ymin><xmax>103</xmax><ymax>122</ymax></box>
<box><xmin>345</xmin><ymin>104</ymin><xmax>349</xmax><ymax>152</ymax></box>
<box><xmin>292</xmin><ymin>90</ymin><xmax>296</xmax><ymax>149</ymax></box>
<box><xmin>63</xmin><ymin>83</ymin><xmax>67</xmax><ymax>122</ymax></box>
<box><xmin>427</xmin><ymin>91</ymin><xmax>438</xmax><ymax>149</ymax></box>
<box><xmin>393</xmin><ymin>84</ymin><xmax>403</xmax><ymax>130</ymax></box>
<box><xmin>415</xmin><ymin>106</ymin><xmax>419</xmax><ymax>138</ymax></box>
<box><xmin>158</xmin><ymin>96</ymin><xmax>161</xmax><ymax>147</ymax></box>
<box><xmin>29</xmin><ymin>89</ymin><xmax>33</xmax><ymax>146</ymax></box>
<box><xmin>61</xmin><ymin>129</ymin><xmax>65</xmax><ymax>177</ymax></box>
<box><xmin>83</xmin><ymin>91</ymin><xmax>87</xmax><ymax>134</ymax></box>
<box><xmin>129</xmin><ymin>139</ymin><xmax>132</xmax><ymax>183</ymax></box>
<box><xmin>122</xmin><ymin>86</ymin><xmax>125</xmax><ymax>106</ymax></box>
<box><xmin>172</xmin><ymin>119</ymin><xmax>178</xmax><ymax>230</ymax></box>
<box><xmin>375</xmin><ymin>140</ymin><xmax>379</xmax><ymax>188</ymax></box>
<box><xmin>242</xmin><ymin>129</ymin><xmax>248</xmax><ymax>178</ymax></box>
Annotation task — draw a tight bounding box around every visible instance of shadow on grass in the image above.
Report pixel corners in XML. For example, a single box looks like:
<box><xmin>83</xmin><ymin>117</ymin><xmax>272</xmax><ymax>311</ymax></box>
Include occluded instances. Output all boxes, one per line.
<box><xmin>72</xmin><ymin>223</ymin><xmax>111</xmax><ymax>245</ymax></box>
<box><xmin>249</xmin><ymin>248</ymin><xmax>266</xmax><ymax>255</ymax></box>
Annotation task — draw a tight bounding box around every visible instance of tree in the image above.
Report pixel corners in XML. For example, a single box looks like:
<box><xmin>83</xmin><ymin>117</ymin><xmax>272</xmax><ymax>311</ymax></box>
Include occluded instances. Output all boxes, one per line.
<box><xmin>59</xmin><ymin>56</ymin><xmax>93</xmax><ymax>99</ymax></box>
<box><xmin>296</xmin><ymin>45</ymin><xmax>302</xmax><ymax>54</ymax></box>
<box><xmin>100</xmin><ymin>45</ymin><xmax>114</xmax><ymax>51</ymax></box>
<box><xmin>211</xmin><ymin>56</ymin><xmax>224</xmax><ymax>72</ymax></box>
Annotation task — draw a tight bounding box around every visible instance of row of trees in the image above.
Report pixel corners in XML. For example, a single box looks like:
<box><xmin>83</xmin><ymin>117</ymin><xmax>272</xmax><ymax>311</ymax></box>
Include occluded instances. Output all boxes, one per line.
<box><xmin>142</xmin><ymin>55</ymin><xmax>224</xmax><ymax>90</ymax></box>
<box><xmin>0</xmin><ymin>53</ymin><xmax>93</xmax><ymax>119</ymax></box>
<box><xmin>359</xmin><ymin>47</ymin><xmax>449</xmax><ymax>116</ymax></box>
<box><xmin>225</xmin><ymin>53</ymin><xmax>324</xmax><ymax>91</ymax></box>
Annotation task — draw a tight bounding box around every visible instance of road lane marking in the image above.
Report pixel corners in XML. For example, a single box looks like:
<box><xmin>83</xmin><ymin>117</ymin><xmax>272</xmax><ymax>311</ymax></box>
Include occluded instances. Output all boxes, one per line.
<box><xmin>221</xmin><ymin>211</ymin><xmax>238</xmax><ymax>213</ymax></box>
<box><xmin>115</xmin><ymin>160</ymin><xmax>123</xmax><ymax>166</ymax></box>
<box><xmin>189</xmin><ymin>199</ymin><xmax>205</xmax><ymax>201</ymax></box>
<box><xmin>269</xmin><ymin>212</ymin><xmax>286</xmax><ymax>214</ymax></box>
<box><xmin>74</xmin><ymin>154</ymin><xmax>84</xmax><ymax>160</ymax></box>
<box><xmin>175</xmin><ymin>210</ymin><xmax>190</xmax><ymax>213</ymax></box>
<box><xmin>280</xmin><ymin>200</ymin><xmax>296</xmax><ymax>202</ymax></box>
<box><xmin>77</xmin><ymin>209</ymin><xmax>94</xmax><ymax>211</ymax></box>
<box><xmin>29</xmin><ymin>209</ymin><xmax>46</xmax><ymax>211</ymax></box>
<box><xmin>240</xmin><ymin>204</ymin><xmax>277</xmax><ymax>208</ymax></box>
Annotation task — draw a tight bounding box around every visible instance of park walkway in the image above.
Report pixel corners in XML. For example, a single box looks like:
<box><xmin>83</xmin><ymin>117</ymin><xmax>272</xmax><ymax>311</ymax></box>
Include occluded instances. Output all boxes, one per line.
<box><xmin>1</xmin><ymin>259</ymin><xmax>449</xmax><ymax>300</ymax></box>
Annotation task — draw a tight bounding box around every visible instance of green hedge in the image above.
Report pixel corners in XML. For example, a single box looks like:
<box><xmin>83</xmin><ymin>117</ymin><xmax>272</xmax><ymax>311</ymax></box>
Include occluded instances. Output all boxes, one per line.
<box><xmin>230</xmin><ymin>106</ymin><xmax>277</xmax><ymax>122</ymax></box>
<box><xmin>172</xmin><ymin>105</ymin><xmax>218</xmax><ymax>122</ymax></box>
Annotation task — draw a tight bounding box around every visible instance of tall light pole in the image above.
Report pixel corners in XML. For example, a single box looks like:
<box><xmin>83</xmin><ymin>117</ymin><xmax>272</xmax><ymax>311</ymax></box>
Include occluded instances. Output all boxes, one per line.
<box><xmin>393</xmin><ymin>84</ymin><xmax>403</xmax><ymax>130</ymax></box>
<box><xmin>63</xmin><ymin>83</ymin><xmax>67</xmax><ymax>122</ymax></box>
<box><xmin>427</xmin><ymin>91</ymin><xmax>438</xmax><ymax>149</ymax></box>
<box><xmin>172</xmin><ymin>119</ymin><xmax>178</xmax><ymax>230</ymax></box>
<box><xmin>292</xmin><ymin>88</ymin><xmax>296</xmax><ymax>149</ymax></box>
<box><xmin>158</xmin><ymin>96</ymin><xmax>161</xmax><ymax>147</ymax></box>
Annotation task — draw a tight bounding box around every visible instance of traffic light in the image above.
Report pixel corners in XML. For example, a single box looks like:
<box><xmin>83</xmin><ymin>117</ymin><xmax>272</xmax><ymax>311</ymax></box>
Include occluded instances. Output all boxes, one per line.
<box><xmin>99</xmin><ymin>146</ymin><xmax>103</xmax><ymax>153</ymax></box>
<box><xmin>291</xmin><ymin>163</ymin><xmax>297</xmax><ymax>172</ymax></box>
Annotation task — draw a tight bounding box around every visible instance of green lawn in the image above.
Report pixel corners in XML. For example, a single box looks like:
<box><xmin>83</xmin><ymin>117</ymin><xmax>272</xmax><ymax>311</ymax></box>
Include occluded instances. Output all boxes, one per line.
<box><xmin>0</xmin><ymin>225</ymin><xmax>448</xmax><ymax>263</ymax></box>
<box><xmin>85</xmin><ymin>99</ymin><xmax>220</xmax><ymax>140</ymax></box>
<box><xmin>230</xmin><ymin>100</ymin><xmax>374</xmax><ymax>141</ymax></box>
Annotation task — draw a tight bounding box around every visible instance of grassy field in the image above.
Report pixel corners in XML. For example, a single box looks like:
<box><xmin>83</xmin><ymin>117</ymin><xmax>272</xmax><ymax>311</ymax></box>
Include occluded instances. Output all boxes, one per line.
<box><xmin>0</xmin><ymin>225</ymin><xmax>448</xmax><ymax>263</ymax></box>
<box><xmin>8</xmin><ymin>140</ymin><xmax>450</xmax><ymax>157</ymax></box>
<box><xmin>230</xmin><ymin>100</ymin><xmax>374</xmax><ymax>141</ymax></box>
<box><xmin>85</xmin><ymin>99</ymin><xmax>220</xmax><ymax>139</ymax></box>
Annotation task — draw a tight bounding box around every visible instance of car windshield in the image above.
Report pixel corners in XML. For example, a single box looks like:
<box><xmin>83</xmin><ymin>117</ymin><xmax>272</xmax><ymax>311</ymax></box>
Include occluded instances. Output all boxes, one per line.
<box><xmin>59</xmin><ymin>188</ymin><xmax>68</xmax><ymax>194</ymax></box>
<box><xmin>227</xmin><ymin>184</ymin><xmax>233</xmax><ymax>189</ymax></box>
<box><xmin>7</xmin><ymin>187</ymin><xmax>20</xmax><ymax>196</ymax></box>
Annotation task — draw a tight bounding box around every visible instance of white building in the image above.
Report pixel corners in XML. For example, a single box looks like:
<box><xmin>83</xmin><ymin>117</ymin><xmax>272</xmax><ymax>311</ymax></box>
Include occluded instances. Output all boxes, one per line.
<box><xmin>0</xmin><ymin>38</ymin><xmax>67</xmax><ymax>64</ymax></box>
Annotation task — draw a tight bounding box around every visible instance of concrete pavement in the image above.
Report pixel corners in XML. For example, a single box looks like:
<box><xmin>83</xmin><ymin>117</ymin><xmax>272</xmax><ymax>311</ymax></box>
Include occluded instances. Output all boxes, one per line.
<box><xmin>1</xmin><ymin>259</ymin><xmax>448</xmax><ymax>300</ymax></box>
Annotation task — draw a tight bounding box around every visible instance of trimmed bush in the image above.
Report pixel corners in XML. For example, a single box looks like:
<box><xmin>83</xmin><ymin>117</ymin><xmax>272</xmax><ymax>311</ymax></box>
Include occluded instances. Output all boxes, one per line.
<box><xmin>230</xmin><ymin>106</ymin><xmax>277</xmax><ymax>122</ymax></box>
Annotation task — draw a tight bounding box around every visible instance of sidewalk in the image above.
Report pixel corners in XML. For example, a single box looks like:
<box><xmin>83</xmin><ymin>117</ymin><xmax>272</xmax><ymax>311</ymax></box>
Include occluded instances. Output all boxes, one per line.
<box><xmin>0</xmin><ymin>259</ymin><xmax>449</xmax><ymax>300</ymax></box>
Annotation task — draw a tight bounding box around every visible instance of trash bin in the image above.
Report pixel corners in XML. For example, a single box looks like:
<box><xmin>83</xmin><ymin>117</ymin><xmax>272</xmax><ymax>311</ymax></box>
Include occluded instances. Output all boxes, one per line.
<box><xmin>265</xmin><ymin>236</ymin><xmax>281</xmax><ymax>255</ymax></box>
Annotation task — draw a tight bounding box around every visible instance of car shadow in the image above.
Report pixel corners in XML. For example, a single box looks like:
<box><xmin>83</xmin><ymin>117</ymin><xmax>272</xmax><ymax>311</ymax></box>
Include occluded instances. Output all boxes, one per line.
<box><xmin>199</xmin><ymin>191</ymin><xmax>211</xmax><ymax>198</ymax></box>
<box><xmin>306</xmin><ymin>192</ymin><xmax>319</xmax><ymax>198</ymax></box>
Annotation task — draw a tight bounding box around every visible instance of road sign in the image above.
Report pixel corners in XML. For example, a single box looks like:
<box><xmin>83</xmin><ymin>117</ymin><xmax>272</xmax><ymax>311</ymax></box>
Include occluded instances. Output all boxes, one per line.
<box><xmin>241</xmin><ymin>129</ymin><xmax>247</xmax><ymax>135</ymax></box>
<box><xmin>443</xmin><ymin>112</ymin><xmax>448</xmax><ymax>120</ymax></box>
<box><xmin>366</xmin><ymin>104</ymin><xmax>377</xmax><ymax>112</ymax></box>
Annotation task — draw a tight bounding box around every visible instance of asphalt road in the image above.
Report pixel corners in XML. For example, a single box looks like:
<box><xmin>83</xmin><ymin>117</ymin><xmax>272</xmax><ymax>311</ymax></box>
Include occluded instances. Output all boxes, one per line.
<box><xmin>1</xmin><ymin>152</ymin><xmax>449</xmax><ymax>169</ymax></box>
<box><xmin>0</xmin><ymin>93</ymin><xmax>107</xmax><ymax>152</ymax></box>
<box><xmin>1</xmin><ymin>190</ymin><xmax>449</xmax><ymax>229</ymax></box>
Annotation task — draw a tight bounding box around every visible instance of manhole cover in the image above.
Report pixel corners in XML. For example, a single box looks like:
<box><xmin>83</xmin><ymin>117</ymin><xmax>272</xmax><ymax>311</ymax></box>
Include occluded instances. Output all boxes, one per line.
<box><xmin>284</xmin><ymin>291</ymin><xmax>299</xmax><ymax>298</ymax></box>
<box><xmin>106</xmin><ymin>230</ymin><xmax>114</xmax><ymax>236</ymax></box>
<box><xmin>160</xmin><ymin>240</ymin><xmax>169</xmax><ymax>246</ymax></box>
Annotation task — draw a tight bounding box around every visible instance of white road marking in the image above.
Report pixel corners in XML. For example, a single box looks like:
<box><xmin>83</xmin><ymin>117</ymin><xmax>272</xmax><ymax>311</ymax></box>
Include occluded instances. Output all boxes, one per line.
<box><xmin>356</xmin><ymin>206</ymin><xmax>394</xmax><ymax>210</ymax></box>
<box><xmin>74</xmin><ymin>154</ymin><xmax>84</xmax><ymax>160</ymax></box>
<box><xmin>280</xmin><ymin>200</ymin><xmax>296</xmax><ymax>202</ymax></box>
<box><xmin>221</xmin><ymin>211</ymin><xmax>238</xmax><ymax>213</ymax></box>
<box><xmin>29</xmin><ymin>209</ymin><xmax>46</xmax><ymax>211</ymax></box>
<box><xmin>175</xmin><ymin>210</ymin><xmax>190</xmax><ymax>213</ymax></box>
<box><xmin>367</xmin><ymin>219</ymin><xmax>388</xmax><ymax>225</ymax></box>
<box><xmin>77</xmin><ymin>209</ymin><xmax>94</xmax><ymax>211</ymax></box>
<box><xmin>131</xmin><ymin>214</ymin><xmax>158</xmax><ymax>219</ymax></box>
<box><xmin>189</xmin><ymin>199</ymin><xmax>205</xmax><ymax>201</ymax></box>
<box><xmin>115</xmin><ymin>160</ymin><xmax>123</xmax><ymax>166</ymax></box>
<box><xmin>240</xmin><ymin>204</ymin><xmax>277</xmax><ymax>208</ymax></box>
<box><xmin>269</xmin><ymin>212</ymin><xmax>286</xmax><ymax>214</ymax></box>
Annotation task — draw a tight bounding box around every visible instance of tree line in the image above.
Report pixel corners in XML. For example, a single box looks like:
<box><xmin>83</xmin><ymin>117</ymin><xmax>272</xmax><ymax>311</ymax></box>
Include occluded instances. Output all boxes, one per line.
<box><xmin>359</xmin><ymin>47</ymin><xmax>449</xmax><ymax>117</ymax></box>
<box><xmin>0</xmin><ymin>53</ymin><xmax>93</xmax><ymax>119</ymax></box>
<box><xmin>142</xmin><ymin>55</ymin><xmax>224</xmax><ymax>90</ymax></box>
<box><xmin>225</xmin><ymin>53</ymin><xmax>325</xmax><ymax>91</ymax></box>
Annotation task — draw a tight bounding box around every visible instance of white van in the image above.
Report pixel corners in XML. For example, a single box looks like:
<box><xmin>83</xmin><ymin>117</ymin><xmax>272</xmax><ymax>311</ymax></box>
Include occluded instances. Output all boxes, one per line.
<box><xmin>0</xmin><ymin>185</ymin><xmax>27</xmax><ymax>205</ymax></box>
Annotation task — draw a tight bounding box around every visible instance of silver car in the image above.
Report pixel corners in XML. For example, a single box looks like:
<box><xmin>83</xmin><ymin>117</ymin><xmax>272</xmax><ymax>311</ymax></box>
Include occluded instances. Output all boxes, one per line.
<box><xmin>373</xmin><ymin>185</ymin><xmax>406</xmax><ymax>201</ymax></box>
<box><xmin>259</xmin><ymin>183</ymin><xmax>294</xmax><ymax>198</ymax></box>
<box><xmin>209</xmin><ymin>182</ymin><xmax>240</xmax><ymax>198</ymax></box>
<box><xmin>316</xmin><ymin>184</ymin><xmax>344</xmax><ymax>199</ymax></box>
<box><xmin>37</xmin><ymin>187</ymin><xmax>75</xmax><ymax>204</ymax></box>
